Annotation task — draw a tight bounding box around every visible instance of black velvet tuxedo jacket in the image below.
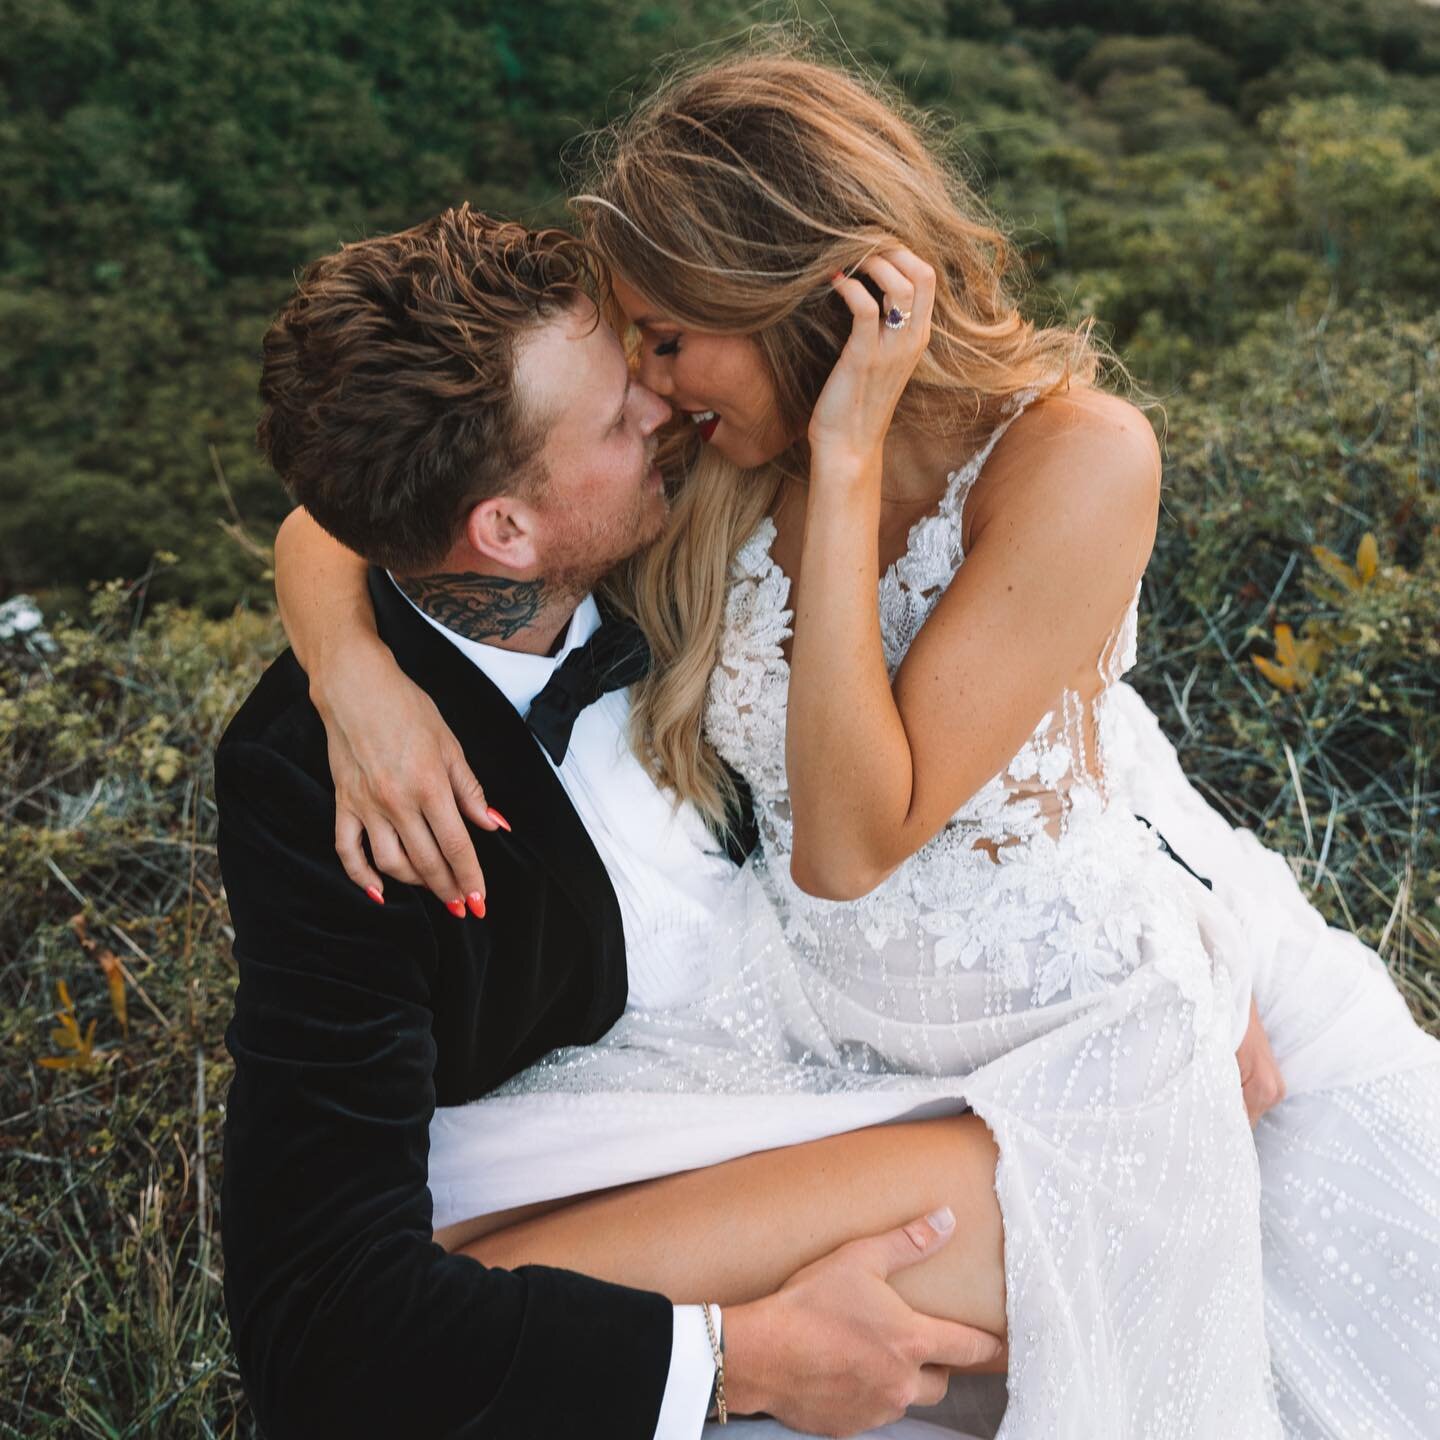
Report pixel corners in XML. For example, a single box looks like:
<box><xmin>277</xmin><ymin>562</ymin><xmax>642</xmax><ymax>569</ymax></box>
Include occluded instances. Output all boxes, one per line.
<box><xmin>216</xmin><ymin>570</ymin><xmax>674</xmax><ymax>1439</ymax></box>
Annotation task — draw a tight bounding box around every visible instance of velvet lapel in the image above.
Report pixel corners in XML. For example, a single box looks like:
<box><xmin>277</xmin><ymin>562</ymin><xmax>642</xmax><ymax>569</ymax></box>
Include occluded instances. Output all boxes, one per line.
<box><xmin>368</xmin><ymin>569</ymin><xmax>625</xmax><ymax>1016</ymax></box>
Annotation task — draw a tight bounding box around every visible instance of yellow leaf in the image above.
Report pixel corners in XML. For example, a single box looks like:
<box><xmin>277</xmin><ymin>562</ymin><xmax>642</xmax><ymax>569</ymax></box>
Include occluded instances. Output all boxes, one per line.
<box><xmin>44</xmin><ymin>977</ymin><xmax>101</xmax><ymax>1069</ymax></box>
<box><xmin>1255</xmin><ymin>620</ymin><xmax>1322</xmax><ymax>692</ymax></box>
<box><xmin>1355</xmin><ymin>532</ymin><xmax>1378</xmax><ymax>583</ymax></box>
<box><xmin>98</xmin><ymin>949</ymin><xmax>128</xmax><ymax>1036</ymax></box>
<box><xmin>1311</xmin><ymin>545</ymin><xmax>1360</xmax><ymax>591</ymax></box>
<box><xmin>1253</xmin><ymin>655</ymin><xmax>1296</xmax><ymax>691</ymax></box>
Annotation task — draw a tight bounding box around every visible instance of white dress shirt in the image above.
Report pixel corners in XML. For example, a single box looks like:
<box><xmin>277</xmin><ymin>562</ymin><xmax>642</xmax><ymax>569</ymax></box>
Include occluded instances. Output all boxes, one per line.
<box><xmin>395</xmin><ymin>577</ymin><xmax>725</xmax><ymax>1438</ymax></box>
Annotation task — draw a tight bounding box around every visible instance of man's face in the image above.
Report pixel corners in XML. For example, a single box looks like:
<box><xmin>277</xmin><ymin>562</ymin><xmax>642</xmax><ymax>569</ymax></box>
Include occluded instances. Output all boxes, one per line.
<box><xmin>515</xmin><ymin>302</ymin><xmax>672</xmax><ymax>593</ymax></box>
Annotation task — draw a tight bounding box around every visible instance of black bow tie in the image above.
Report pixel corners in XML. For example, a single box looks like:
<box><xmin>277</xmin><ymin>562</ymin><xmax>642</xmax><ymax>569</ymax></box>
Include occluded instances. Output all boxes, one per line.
<box><xmin>526</xmin><ymin>616</ymin><xmax>652</xmax><ymax>764</ymax></box>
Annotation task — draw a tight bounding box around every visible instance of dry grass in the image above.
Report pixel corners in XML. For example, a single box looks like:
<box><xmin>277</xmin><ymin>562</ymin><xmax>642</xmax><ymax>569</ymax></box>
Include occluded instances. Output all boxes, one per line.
<box><xmin>1</xmin><ymin>571</ymin><xmax>279</xmax><ymax>1437</ymax></box>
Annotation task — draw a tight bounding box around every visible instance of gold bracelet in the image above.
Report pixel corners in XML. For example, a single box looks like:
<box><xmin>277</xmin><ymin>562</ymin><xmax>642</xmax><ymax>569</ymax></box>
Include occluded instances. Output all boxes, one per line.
<box><xmin>702</xmin><ymin>1301</ymin><xmax>727</xmax><ymax>1424</ymax></box>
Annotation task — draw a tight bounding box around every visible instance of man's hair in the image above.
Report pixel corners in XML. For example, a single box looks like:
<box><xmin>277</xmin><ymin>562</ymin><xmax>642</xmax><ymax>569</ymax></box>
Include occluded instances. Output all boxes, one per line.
<box><xmin>257</xmin><ymin>204</ymin><xmax>601</xmax><ymax>572</ymax></box>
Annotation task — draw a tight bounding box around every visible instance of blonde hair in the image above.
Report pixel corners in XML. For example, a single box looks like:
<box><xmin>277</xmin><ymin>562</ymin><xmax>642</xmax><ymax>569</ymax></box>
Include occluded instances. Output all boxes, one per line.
<box><xmin>579</xmin><ymin>43</ymin><xmax>1113</xmax><ymax>830</ymax></box>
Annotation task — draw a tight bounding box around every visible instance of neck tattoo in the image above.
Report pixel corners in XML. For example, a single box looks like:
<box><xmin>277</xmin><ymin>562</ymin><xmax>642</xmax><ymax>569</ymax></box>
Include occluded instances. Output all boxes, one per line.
<box><xmin>398</xmin><ymin>571</ymin><xmax>547</xmax><ymax>643</ymax></box>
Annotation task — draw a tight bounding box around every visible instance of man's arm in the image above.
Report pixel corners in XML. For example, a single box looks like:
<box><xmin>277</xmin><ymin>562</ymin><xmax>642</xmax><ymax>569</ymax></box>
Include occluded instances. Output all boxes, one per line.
<box><xmin>215</xmin><ymin>738</ymin><xmax>673</xmax><ymax>1439</ymax></box>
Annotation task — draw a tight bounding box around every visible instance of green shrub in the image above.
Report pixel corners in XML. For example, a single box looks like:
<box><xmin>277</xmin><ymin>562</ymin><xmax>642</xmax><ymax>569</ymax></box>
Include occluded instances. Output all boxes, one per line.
<box><xmin>1</xmin><ymin>569</ymin><xmax>280</xmax><ymax>1436</ymax></box>
<box><xmin>1136</xmin><ymin>307</ymin><xmax>1440</xmax><ymax>1023</ymax></box>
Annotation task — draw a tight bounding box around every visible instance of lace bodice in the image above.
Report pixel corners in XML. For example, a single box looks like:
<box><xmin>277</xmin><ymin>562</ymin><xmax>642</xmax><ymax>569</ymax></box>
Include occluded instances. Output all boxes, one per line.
<box><xmin>703</xmin><ymin>390</ymin><xmax>1158</xmax><ymax>1008</ymax></box>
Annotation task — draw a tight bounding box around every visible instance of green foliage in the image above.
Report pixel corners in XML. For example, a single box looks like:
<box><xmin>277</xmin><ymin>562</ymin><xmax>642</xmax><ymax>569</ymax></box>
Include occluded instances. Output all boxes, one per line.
<box><xmin>0</xmin><ymin>0</ymin><xmax>740</xmax><ymax>612</ymax></box>
<box><xmin>1</xmin><ymin>567</ymin><xmax>281</xmax><ymax>1435</ymax></box>
<box><xmin>1073</xmin><ymin>35</ymin><xmax>1240</xmax><ymax>102</ymax></box>
<box><xmin>1135</xmin><ymin>308</ymin><xmax>1440</xmax><ymax>1017</ymax></box>
<box><xmin>5</xmin><ymin>0</ymin><xmax>1440</xmax><ymax>610</ymax></box>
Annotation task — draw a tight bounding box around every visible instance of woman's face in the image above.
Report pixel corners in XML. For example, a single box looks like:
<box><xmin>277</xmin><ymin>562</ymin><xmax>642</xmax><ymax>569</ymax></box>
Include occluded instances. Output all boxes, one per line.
<box><xmin>611</xmin><ymin>274</ymin><xmax>797</xmax><ymax>470</ymax></box>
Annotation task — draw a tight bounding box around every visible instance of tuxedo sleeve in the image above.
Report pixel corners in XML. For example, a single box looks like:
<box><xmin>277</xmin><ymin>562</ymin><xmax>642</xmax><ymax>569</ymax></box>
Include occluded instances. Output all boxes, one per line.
<box><xmin>215</xmin><ymin>739</ymin><xmax>673</xmax><ymax>1439</ymax></box>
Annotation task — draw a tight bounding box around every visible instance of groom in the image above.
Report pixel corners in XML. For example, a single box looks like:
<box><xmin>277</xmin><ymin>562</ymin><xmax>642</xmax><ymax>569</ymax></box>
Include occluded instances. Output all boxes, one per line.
<box><xmin>217</xmin><ymin>205</ymin><xmax>1000</xmax><ymax>1439</ymax></box>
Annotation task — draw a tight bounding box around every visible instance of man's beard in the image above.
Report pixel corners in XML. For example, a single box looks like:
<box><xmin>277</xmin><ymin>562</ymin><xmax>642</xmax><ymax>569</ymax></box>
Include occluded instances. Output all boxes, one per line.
<box><xmin>543</xmin><ymin>478</ymin><xmax>669</xmax><ymax>601</ymax></box>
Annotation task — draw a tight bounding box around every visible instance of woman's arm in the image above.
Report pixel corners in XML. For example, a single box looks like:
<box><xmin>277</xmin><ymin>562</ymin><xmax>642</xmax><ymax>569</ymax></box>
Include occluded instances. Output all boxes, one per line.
<box><xmin>788</xmin><ymin>256</ymin><xmax>1159</xmax><ymax>898</ymax></box>
<box><xmin>274</xmin><ymin>505</ymin><xmax>380</xmax><ymax>675</ymax></box>
<box><xmin>273</xmin><ymin>507</ymin><xmax>498</xmax><ymax>907</ymax></box>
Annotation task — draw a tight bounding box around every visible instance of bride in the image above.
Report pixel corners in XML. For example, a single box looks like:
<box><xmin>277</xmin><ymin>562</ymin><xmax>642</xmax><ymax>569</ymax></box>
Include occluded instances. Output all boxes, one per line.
<box><xmin>273</xmin><ymin>48</ymin><xmax>1440</xmax><ymax>1438</ymax></box>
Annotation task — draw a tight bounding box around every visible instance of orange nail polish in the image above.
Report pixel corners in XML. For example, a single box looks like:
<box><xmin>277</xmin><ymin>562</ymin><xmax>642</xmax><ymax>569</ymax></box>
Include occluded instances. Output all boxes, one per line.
<box><xmin>365</xmin><ymin>885</ymin><xmax>385</xmax><ymax>906</ymax></box>
<box><xmin>445</xmin><ymin>898</ymin><xmax>466</xmax><ymax>919</ymax></box>
<box><xmin>466</xmin><ymin>892</ymin><xmax>487</xmax><ymax>919</ymax></box>
<box><xmin>486</xmin><ymin>807</ymin><xmax>512</xmax><ymax>833</ymax></box>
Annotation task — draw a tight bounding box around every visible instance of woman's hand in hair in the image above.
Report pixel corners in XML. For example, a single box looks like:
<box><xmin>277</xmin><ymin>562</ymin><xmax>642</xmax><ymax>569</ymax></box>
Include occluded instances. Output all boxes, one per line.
<box><xmin>312</xmin><ymin>638</ymin><xmax>498</xmax><ymax>915</ymax></box>
<box><xmin>808</xmin><ymin>248</ymin><xmax>936</xmax><ymax>481</ymax></box>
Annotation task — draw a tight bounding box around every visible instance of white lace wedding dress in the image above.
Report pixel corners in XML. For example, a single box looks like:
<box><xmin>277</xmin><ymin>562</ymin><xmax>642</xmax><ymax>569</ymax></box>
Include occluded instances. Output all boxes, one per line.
<box><xmin>428</xmin><ymin>395</ymin><xmax>1440</xmax><ymax>1439</ymax></box>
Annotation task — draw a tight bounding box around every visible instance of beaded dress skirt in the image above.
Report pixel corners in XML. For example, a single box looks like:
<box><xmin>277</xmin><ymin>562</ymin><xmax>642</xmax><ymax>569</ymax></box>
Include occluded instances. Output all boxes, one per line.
<box><xmin>429</xmin><ymin>397</ymin><xmax>1440</xmax><ymax>1439</ymax></box>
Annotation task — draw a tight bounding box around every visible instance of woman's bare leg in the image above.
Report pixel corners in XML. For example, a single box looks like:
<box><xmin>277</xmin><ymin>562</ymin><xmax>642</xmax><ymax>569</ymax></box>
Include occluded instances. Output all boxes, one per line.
<box><xmin>458</xmin><ymin>1114</ymin><xmax>1006</xmax><ymax>1338</ymax></box>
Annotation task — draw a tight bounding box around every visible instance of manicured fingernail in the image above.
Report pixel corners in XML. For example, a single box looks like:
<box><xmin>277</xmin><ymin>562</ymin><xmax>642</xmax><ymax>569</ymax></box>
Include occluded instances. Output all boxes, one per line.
<box><xmin>486</xmin><ymin>807</ymin><xmax>512</xmax><ymax>833</ymax></box>
<box><xmin>445</xmin><ymin>898</ymin><xmax>466</xmax><ymax>919</ymax></box>
<box><xmin>364</xmin><ymin>885</ymin><xmax>385</xmax><ymax>906</ymax></box>
<box><xmin>466</xmin><ymin>892</ymin><xmax>487</xmax><ymax>919</ymax></box>
<box><xmin>926</xmin><ymin>1206</ymin><xmax>955</xmax><ymax>1234</ymax></box>
<box><xmin>832</xmin><ymin>270</ymin><xmax>844</xmax><ymax>282</ymax></box>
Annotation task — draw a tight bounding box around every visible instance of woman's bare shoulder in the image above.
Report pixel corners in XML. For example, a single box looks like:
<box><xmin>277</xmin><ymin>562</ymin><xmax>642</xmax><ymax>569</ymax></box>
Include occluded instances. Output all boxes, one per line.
<box><xmin>966</xmin><ymin>384</ymin><xmax>1161</xmax><ymax>542</ymax></box>
<box><xmin>1000</xmin><ymin>384</ymin><xmax>1158</xmax><ymax>470</ymax></box>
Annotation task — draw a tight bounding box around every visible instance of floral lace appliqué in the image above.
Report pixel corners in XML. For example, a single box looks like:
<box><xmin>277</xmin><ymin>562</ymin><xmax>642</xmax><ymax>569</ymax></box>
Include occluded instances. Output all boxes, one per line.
<box><xmin>703</xmin><ymin>391</ymin><xmax>1177</xmax><ymax>1013</ymax></box>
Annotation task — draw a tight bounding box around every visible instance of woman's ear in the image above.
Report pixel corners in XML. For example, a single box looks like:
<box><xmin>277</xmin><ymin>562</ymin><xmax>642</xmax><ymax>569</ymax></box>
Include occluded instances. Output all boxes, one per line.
<box><xmin>462</xmin><ymin>496</ymin><xmax>542</xmax><ymax>574</ymax></box>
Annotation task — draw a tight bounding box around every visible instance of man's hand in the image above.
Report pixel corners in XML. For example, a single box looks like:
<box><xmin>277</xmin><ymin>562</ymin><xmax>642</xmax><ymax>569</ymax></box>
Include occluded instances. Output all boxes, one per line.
<box><xmin>722</xmin><ymin>1207</ymin><xmax>1004</xmax><ymax>1436</ymax></box>
<box><xmin>1236</xmin><ymin>997</ymin><xmax>1286</xmax><ymax>1125</ymax></box>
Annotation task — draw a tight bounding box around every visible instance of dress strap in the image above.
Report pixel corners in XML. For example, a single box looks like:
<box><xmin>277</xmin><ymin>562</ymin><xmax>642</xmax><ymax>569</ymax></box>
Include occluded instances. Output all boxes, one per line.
<box><xmin>939</xmin><ymin>384</ymin><xmax>1044</xmax><ymax>526</ymax></box>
